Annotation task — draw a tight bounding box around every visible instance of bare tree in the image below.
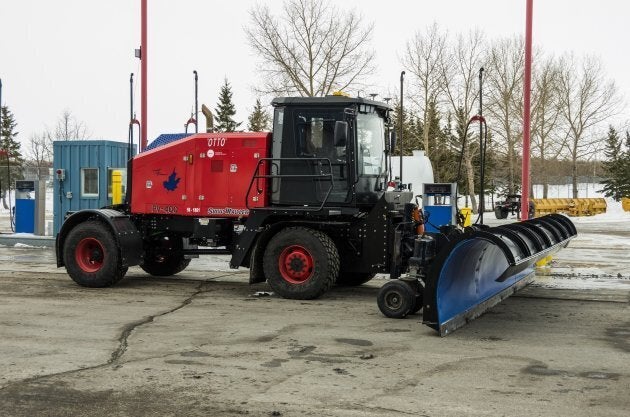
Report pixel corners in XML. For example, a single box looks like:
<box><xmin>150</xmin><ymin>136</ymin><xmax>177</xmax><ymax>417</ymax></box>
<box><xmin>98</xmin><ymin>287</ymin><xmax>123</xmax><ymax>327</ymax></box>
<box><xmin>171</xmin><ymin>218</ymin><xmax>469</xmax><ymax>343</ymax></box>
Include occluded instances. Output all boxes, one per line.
<box><xmin>530</xmin><ymin>56</ymin><xmax>565</xmax><ymax>198</ymax></box>
<box><xmin>26</xmin><ymin>131</ymin><xmax>53</xmax><ymax>180</ymax></box>
<box><xmin>245</xmin><ymin>0</ymin><xmax>375</xmax><ymax>97</ymax></box>
<box><xmin>440</xmin><ymin>29</ymin><xmax>486</xmax><ymax>212</ymax></box>
<box><xmin>402</xmin><ymin>23</ymin><xmax>448</xmax><ymax>153</ymax></box>
<box><xmin>557</xmin><ymin>54</ymin><xmax>622</xmax><ymax>197</ymax></box>
<box><xmin>485</xmin><ymin>36</ymin><xmax>525</xmax><ymax>194</ymax></box>
<box><xmin>53</xmin><ymin>110</ymin><xmax>89</xmax><ymax>140</ymax></box>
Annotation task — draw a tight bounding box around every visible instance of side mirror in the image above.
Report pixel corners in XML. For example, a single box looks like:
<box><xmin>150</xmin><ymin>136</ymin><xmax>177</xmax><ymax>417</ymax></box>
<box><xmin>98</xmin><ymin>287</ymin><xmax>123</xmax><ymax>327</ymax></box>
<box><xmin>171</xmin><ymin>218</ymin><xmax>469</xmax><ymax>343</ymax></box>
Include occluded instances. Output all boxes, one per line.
<box><xmin>334</xmin><ymin>121</ymin><xmax>348</xmax><ymax>147</ymax></box>
<box><xmin>389</xmin><ymin>131</ymin><xmax>397</xmax><ymax>152</ymax></box>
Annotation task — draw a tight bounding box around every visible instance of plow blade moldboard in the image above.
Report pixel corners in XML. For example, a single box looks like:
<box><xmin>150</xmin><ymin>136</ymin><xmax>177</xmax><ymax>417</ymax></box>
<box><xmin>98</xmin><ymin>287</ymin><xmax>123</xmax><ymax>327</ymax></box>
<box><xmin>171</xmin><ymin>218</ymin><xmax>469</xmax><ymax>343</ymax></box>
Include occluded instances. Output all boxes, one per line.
<box><xmin>423</xmin><ymin>214</ymin><xmax>577</xmax><ymax>336</ymax></box>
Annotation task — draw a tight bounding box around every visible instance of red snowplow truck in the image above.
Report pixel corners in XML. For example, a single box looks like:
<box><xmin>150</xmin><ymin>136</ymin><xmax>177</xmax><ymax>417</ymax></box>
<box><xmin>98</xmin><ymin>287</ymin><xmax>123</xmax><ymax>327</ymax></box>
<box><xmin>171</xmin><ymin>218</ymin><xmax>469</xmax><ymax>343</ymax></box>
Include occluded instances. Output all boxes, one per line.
<box><xmin>56</xmin><ymin>96</ymin><xmax>576</xmax><ymax>335</ymax></box>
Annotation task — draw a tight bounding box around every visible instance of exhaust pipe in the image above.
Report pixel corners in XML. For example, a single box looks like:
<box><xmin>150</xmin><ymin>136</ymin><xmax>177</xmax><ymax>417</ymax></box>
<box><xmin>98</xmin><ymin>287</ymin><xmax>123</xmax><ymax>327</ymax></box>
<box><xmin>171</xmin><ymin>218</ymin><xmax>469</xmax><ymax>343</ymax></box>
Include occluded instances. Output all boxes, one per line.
<box><xmin>201</xmin><ymin>104</ymin><xmax>214</xmax><ymax>133</ymax></box>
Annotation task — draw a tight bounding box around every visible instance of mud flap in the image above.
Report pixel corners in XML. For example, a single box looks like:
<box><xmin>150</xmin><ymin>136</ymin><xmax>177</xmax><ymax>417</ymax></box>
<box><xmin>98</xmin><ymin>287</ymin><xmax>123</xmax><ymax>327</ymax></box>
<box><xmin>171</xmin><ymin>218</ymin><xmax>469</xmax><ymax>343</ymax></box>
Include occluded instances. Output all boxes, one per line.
<box><xmin>422</xmin><ymin>214</ymin><xmax>577</xmax><ymax>336</ymax></box>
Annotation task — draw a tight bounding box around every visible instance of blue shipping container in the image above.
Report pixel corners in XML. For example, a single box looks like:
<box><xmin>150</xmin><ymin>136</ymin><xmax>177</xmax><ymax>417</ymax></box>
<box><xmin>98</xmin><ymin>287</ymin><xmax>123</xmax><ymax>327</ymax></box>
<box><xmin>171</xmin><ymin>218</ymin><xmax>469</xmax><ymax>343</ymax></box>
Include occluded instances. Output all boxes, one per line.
<box><xmin>53</xmin><ymin>140</ymin><xmax>135</xmax><ymax>235</ymax></box>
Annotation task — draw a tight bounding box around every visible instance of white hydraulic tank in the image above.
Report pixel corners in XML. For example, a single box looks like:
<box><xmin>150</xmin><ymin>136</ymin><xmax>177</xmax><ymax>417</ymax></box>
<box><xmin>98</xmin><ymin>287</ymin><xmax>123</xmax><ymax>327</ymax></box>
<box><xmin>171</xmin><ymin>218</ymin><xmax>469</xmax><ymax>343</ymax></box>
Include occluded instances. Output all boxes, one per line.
<box><xmin>389</xmin><ymin>150</ymin><xmax>434</xmax><ymax>195</ymax></box>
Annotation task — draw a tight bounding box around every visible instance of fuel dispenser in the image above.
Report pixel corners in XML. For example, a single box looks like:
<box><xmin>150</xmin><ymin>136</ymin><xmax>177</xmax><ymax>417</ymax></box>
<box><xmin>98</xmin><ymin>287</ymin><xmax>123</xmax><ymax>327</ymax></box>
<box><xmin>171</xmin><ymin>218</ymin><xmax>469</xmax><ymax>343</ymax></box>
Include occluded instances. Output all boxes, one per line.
<box><xmin>422</xmin><ymin>183</ymin><xmax>457</xmax><ymax>233</ymax></box>
<box><xmin>14</xmin><ymin>180</ymin><xmax>46</xmax><ymax>235</ymax></box>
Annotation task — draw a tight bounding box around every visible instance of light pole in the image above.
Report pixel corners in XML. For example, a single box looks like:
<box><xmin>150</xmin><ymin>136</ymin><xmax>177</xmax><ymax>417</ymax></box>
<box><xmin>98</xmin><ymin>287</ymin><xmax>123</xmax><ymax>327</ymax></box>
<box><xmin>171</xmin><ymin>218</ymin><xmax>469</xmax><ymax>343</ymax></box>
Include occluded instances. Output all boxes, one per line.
<box><xmin>399</xmin><ymin>71</ymin><xmax>405</xmax><ymax>187</ymax></box>
<box><xmin>140</xmin><ymin>0</ymin><xmax>148</xmax><ymax>151</ymax></box>
<box><xmin>521</xmin><ymin>0</ymin><xmax>533</xmax><ymax>219</ymax></box>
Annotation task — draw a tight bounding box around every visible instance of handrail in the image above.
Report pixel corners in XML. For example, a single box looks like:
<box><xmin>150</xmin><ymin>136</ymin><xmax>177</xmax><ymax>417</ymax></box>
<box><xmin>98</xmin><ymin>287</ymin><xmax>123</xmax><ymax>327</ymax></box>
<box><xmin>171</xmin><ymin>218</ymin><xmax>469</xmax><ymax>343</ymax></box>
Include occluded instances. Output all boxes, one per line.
<box><xmin>245</xmin><ymin>157</ymin><xmax>335</xmax><ymax>212</ymax></box>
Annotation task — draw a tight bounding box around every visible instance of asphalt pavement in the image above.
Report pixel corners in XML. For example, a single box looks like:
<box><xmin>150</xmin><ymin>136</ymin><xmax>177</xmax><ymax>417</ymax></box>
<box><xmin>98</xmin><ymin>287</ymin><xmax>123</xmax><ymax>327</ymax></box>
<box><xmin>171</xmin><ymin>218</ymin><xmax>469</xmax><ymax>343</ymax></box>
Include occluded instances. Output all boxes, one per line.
<box><xmin>0</xmin><ymin>215</ymin><xmax>629</xmax><ymax>416</ymax></box>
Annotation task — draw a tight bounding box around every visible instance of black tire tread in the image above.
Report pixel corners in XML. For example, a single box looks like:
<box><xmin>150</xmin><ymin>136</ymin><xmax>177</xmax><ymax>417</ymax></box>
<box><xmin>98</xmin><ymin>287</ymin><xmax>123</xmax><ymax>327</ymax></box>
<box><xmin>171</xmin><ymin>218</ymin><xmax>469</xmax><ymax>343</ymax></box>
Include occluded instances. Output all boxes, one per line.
<box><xmin>140</xmin><ymin>258</ymin><xmax>191</xmax><ymax>277</ymax></box>
<box><xmin>140</xmin><ymin>235</ymin><xmax>191</xmax><ymax>277</ymax></box>
<box><xmin>311</xmin><ymin>228</ymin><xmax>340</xmax><ymax>295</ymax></box>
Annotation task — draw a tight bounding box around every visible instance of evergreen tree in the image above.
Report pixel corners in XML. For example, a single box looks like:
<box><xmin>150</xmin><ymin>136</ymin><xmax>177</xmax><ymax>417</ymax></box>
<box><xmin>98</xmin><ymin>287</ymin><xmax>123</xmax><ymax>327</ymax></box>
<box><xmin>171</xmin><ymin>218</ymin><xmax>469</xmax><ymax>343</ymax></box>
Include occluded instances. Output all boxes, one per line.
<box><xmin>425</xmin><ymin>100</ymin><xmax>454</xmax><ymax>183</ymax></box>
<box><xmin>214</xmin><ymin>78</ymin><xmax>241</xmax><ymax>132</ymax></box>
<box><xmin>599</xmin><ymin>126</ymin><xmax>629</xmax><ymax>201</ymax></box>
<box><xmin>407</xmin><ymin>114</ymin><xmax>423</xmax><ymax>151</ymax></box>
<box><xmin>247</xmin><ymin>99</ymin><xmax>271</xmax><ymax>131</ymax></box>
<box><xmin>390</xmin><ymin>101</ymin><xmax>416</xmax><ymax>156</ymax></box>
<box><xmin>0</xmin><ymin>105</ymin><xmax>24</xmax><ymax>206</ymax></box>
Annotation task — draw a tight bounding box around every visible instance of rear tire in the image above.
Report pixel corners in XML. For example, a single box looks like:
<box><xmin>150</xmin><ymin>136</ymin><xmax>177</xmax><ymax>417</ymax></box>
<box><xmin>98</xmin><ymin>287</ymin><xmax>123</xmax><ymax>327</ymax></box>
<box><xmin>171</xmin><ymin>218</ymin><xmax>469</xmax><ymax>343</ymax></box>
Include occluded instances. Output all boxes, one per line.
<box><xmin>63</xmin><ymin>220</ymin><xmax>126</xmax><ymax>287</ymax></box>
<box><xmin>336</xmin><ymin>272</ymin><xmax>376</xmax><ymax>286</ymax></box>
<box><xmin>377</xmin><ymin>280</ymin><xmax>415</xmax><ymax>319</ymax></box>
<box><xmin>140</xmin><ymin>235</ymin><xmax>191</xmax><ymax>277</ymax></box>
<box><xmin>263</xmin><ymin>227</ymin><xmax>339</xmax><ymax>299</ymax></box>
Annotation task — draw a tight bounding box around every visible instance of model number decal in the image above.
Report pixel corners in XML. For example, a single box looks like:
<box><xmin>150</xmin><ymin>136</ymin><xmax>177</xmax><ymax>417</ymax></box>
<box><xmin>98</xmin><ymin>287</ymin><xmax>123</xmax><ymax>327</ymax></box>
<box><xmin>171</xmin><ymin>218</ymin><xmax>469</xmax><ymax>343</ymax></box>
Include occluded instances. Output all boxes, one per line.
<box><xmin>207</xmin><ymin>137</ymin><xmax>226</xmax><ymax>147</ymax></box>
<box><xmin>152</xmin><ymin>205</ymin><xmax>178</xmax><ymax>214</ymax></box>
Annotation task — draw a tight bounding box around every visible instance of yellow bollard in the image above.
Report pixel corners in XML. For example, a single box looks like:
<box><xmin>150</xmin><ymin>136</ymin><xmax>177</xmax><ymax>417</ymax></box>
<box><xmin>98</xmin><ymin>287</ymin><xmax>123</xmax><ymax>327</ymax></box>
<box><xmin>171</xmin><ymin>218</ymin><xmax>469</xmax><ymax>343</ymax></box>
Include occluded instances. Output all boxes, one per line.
<box><xmin>459</xmin><ymin>207</ymin><xmax>472</xmax><ymax>227</ymax></box>
<box><xmin>622</xmin><ymin>197</ymin><xmax>630</xmax><ymax>212</ymax></box>
<box><xmin>535</xmin><ymin>255</ymin><xmax>553</xmax><ymax>267</ymax></box>
<box><xmin>535</xmin><ymin>255</ymin><xmax>553</xmax><ymax>276</ymax></box>
<box><xmin>112</xmin><ymin>170</ymin><xmax>123</xmax><ymax>205</ymax></box>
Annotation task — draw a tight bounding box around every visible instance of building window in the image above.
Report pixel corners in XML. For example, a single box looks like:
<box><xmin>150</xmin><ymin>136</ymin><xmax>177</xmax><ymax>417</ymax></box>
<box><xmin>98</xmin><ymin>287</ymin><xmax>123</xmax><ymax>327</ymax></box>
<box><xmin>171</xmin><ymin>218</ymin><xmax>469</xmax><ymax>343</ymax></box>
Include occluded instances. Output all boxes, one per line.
<box><xmin>81</xmin><ymin>168</ymin><xmax>99</xmax><ymax>197</ymax></box>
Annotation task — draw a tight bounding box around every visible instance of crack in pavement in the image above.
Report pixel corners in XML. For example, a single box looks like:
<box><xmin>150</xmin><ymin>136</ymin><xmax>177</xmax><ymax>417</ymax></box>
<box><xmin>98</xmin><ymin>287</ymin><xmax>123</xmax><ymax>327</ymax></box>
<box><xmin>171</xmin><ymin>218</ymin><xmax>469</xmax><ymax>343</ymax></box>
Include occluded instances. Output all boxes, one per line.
<box><xmin>0</xmin><ymin>275</ymin><xmax>232</xmax><ymax>391</ymax></box>
<box><xmin>108</xmin><ymin>280</ymin><xmax>209</xmax><ymax>364</ymax></box>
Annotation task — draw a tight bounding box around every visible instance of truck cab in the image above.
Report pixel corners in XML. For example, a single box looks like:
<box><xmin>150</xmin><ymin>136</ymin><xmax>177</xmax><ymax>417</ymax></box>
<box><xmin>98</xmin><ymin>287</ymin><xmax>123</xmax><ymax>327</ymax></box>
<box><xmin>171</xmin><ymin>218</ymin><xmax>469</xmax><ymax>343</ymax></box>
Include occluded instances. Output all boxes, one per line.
<box><xmin>269</xmin><ymin>96</ymin><xmax>390</xmax><ymax>208</ymax></box>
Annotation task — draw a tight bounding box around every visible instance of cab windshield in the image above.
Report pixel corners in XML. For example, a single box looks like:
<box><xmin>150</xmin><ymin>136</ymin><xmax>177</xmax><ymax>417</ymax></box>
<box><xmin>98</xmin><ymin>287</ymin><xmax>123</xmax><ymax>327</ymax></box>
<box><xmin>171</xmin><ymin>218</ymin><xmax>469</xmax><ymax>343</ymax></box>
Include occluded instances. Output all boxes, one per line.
<box><xmin>356</xmin><ymin>112</ymin><xmax>385</xmax><ymax>176</ymax></box>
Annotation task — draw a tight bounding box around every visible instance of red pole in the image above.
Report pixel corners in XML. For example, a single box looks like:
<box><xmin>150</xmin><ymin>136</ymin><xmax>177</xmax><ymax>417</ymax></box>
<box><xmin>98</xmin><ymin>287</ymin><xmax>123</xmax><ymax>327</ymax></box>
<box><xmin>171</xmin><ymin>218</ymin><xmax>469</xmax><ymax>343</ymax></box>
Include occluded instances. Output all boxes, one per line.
<box><xmin>140</xmin><ymin>0</ymin><xmax>148</xmax><ymax>151</ymax></box>
<box><xmin>521</xmin><ymin>0</ymin><xmax>533</xmax><ymax>220</ymax></box>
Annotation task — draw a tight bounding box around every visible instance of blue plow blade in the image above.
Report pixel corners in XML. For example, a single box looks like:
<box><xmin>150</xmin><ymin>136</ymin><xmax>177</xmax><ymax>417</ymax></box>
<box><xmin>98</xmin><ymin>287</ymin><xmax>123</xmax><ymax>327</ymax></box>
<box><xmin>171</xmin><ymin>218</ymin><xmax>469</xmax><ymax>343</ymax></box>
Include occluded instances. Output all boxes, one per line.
<box><xmin>422</xmin><ymin>214</ymin><xmax>577</xmax><ymax>336</ymax></box>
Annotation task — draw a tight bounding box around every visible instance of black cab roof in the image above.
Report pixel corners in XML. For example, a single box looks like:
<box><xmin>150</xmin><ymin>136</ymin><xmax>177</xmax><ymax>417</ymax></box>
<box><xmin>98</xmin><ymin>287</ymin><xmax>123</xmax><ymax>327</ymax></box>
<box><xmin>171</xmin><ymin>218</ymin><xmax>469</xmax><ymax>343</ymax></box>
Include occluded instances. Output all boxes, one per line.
<box><xmin>271</xmin><ymin>96</ymin><xmax>392</xmax><ymax>110</ymax></box>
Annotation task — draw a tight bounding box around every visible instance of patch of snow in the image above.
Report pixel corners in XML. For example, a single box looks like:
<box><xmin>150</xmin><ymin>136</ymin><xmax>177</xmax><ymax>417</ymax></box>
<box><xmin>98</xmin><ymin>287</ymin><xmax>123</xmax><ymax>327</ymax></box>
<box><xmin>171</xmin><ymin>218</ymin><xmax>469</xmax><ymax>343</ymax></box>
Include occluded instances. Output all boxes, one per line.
<box><xmin>13</xmin><ymin>242</ymin><xmax>47</xmax><ymax>249</ymax></box>
<box><xmin>533</xmin><ymin>276</ymin><xmax>630</xmax><ymax>291</ymax></box>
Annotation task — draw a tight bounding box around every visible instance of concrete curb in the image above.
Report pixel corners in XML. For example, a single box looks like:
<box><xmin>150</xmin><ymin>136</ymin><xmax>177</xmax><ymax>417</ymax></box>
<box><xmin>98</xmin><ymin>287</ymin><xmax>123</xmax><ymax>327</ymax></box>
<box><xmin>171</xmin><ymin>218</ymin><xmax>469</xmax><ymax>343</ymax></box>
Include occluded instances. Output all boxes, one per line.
<box><xmin>0</xmin><ymin>234</ymin><xmax>55</xmax><ymax>248</ymax></box>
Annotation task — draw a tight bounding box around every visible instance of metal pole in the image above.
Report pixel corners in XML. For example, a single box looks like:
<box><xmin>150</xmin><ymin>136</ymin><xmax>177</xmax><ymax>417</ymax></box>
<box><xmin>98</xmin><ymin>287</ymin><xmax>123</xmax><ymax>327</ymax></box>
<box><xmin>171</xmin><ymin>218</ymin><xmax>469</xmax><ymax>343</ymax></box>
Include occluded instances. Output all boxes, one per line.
<box><xmin>521</xmin><ymin>0</ymin><xmax>533</xmax><ymax>220</ymax></box>
<box><xmin>7</xmin><ymin>147</ymin><xmax>12</xmax><ymax>232</ymax></box>
<box><xmin>193</xmin><ymin>70</ymin><xmax>198</xmax><ymax>133</ymax></box>
<box><xmin>478</xmin><ymin>67</ymin><xmax>485</xmax><ymax>224</ymax></box>
<box><xmin>129</xmin><ymin>73</ymin><xmax>134</xmax><ymax>158</ymax></box>
<box><xmin>0</xmin><ymin>78</ymin><xmax>3</xmax><ymax>216</ymax></box>
<box><xmin>399</xmin><ymin>71</ymin><xmax>405</xmax><ymax>187</ymax></box>
<box><xmin>0</xmin><ymin>78</ymin><xmax>10</xmax><ymax>230</ymax></box>
<box><xmin>383</xmin><ymin>97</ymin><xmax>392</xmax><ymax>182</ymax></box>
<box><xmin>0</xmin><ymin>78</ymin><xmax>2</xmax><ymax>133</ymax></box>
<box><xmin>140</xmin><ymin>0</ymin><xmax>148</xmax><ymax>151</ymax></box>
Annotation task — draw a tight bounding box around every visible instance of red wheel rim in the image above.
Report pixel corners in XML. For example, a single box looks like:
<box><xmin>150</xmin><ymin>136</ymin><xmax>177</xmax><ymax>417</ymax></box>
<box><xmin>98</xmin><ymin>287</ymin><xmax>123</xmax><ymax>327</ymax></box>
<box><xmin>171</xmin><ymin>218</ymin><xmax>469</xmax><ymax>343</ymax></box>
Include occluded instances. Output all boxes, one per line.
<box><xmin>278</xmin><ymin>245</ymin><xmax>314</xmax><ymax>284</ymax></box>
<box><xmin>75</xmin><ymin>238</ymin><xmax>105</xmax><ymax>273</ymax></box>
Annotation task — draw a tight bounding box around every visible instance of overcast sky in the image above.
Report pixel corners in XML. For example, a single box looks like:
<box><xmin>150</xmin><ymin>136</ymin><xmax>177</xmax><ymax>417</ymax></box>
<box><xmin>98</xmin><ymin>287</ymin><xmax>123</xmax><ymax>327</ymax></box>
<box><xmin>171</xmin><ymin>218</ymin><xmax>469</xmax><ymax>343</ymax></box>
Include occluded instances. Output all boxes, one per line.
<box><xmin>0</xmin><ymin>0</ymin><xmax>628</xmax><ymax>151</ymax></box>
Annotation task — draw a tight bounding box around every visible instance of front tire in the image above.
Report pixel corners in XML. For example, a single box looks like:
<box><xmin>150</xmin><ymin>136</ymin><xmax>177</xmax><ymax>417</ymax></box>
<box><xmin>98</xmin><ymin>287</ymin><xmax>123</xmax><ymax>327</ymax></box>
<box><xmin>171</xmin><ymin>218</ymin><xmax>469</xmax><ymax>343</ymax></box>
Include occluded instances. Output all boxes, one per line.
<box><xmin>263</xmin><ymin>227</ymin><xmax>339</xmax><ymax>299</ymax></box>
<box><xmin>377</xmin><ymin>280</ymin><xmax>415</xmax><ymax>319</ymax></box>
<box><xmin>63</xmin><ymin>220</ymin><xmax>126</xmax><ymax>287</ymax></box>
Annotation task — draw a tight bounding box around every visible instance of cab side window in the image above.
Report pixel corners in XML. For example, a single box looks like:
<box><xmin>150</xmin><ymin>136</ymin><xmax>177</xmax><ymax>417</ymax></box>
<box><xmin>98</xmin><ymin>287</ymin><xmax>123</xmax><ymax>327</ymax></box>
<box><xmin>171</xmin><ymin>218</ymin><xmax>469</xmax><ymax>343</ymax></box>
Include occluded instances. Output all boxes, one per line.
<box><xmin>295</xmin><ymin>111</ymin><xmax>339</xmax><ymax>159</ymax></box>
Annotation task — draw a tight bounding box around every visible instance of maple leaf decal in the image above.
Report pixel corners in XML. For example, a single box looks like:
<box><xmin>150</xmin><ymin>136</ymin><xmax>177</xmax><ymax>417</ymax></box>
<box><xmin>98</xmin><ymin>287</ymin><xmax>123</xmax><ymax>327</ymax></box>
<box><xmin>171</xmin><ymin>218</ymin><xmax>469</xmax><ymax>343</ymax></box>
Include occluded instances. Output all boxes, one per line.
<box><xmin>163</xmin><ymin>169</ymin><xmax>181</xmax><ymax>191</ymax></box>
